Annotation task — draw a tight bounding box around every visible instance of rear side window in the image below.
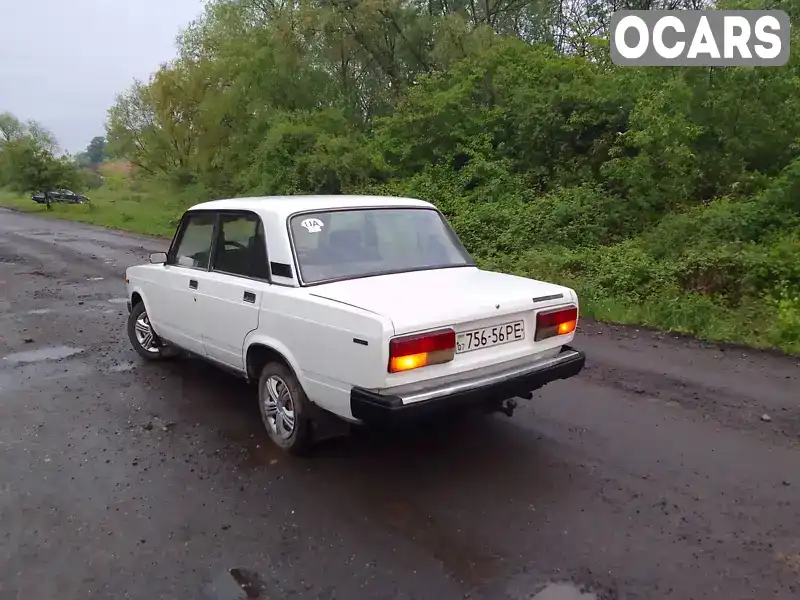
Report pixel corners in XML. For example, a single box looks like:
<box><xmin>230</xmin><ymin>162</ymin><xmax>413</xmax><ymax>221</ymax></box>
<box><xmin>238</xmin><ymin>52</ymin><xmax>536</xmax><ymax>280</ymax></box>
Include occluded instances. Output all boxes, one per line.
<box><xmin>170</xmin><ymin>212</ymin><xmax>215</xmax><ymax>269</ymax></box>
<box><xmin>211</xmin><ymin>213</ymin><xmax>269</xmax><ymax>279</ymax></box>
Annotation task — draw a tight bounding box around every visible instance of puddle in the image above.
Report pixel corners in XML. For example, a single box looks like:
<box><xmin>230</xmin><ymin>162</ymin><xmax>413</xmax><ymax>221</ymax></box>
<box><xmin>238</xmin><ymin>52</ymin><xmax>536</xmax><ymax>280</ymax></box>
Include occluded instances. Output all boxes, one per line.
<box><xmin>531</xmin><ymin>583</ymin><xmax>597</xmax><ymax>600</ymax></box>
<box><xmin>26</xmin><ymin>308</ymin><xmax>55</xmax><ymax>315</ymax></box>
<box><xmin>109</xmin><ymin>361</ymin><xmax>136</xmax><ymax>373</ymax></box>
<box><xmin>2</xmin><ymin>346</ymin><xmax>84</xmax><ymax>365</ymax></box>
<box><xmin>0</xmin><ymin>360</ymin><xmax>93</xmax><ymax>393</ymax></box>
<box><xmin>506</xmin><ymin>574</ymin><xmax>599</xmax><ymax>600</ymax></box>
<box><xmin>204</xmin><ymin>568</ymin><xmax>265</xmax><ymax>600</ymax></box>
<box><xmin>108</xmin><ymin>297</ymin><xmax>128</xmax><ymax>304</ymax></box>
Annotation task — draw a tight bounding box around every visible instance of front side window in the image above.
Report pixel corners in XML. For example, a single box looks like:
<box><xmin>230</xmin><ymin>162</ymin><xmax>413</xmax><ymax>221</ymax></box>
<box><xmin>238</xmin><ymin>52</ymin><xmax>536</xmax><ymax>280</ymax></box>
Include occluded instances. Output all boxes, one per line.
<box><xmin>289</xmin><ymin>207</ymin><xmax>474</xmax><ymax>285</ymax></box>
<box><xmin>170</xmin><ymin>212</ymin><xmax>215</xmax><ymax>269</ymax></box>
<box><xmin>211</xmin><ymin>212</ymin><xmax>269</xmax><ymax>279</ymax></box>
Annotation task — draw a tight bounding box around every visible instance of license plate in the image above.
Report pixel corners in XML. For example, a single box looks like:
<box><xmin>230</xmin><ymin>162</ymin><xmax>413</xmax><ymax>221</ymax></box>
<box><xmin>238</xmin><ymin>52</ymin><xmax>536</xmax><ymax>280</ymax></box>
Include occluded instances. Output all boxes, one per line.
<box><xmin>456</xmin><ymin>320</ymin><xmax>525</xmax><ymax>354</ymax></box>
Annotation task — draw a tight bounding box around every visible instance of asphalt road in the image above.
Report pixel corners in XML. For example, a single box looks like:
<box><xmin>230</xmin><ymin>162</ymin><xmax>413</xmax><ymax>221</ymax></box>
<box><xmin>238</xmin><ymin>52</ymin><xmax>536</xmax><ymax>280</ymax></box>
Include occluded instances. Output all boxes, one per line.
<box><xmin>1</xmin><ymin>208</ymin><xmax>799</xmax><ymax>600</ymax></box>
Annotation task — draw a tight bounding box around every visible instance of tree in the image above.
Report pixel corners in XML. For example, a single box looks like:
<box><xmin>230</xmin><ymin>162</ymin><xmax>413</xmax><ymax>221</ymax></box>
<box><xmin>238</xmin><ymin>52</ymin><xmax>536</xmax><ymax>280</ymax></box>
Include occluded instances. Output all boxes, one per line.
<box><xmin>25</xmin><ymin>120</ymin><xmax>59</xmax><ymax>154</ymax></box>
<box><xmin>0</xmin><ymin>112</ymin><xmax>25</xmax><ymax>145</ymax></box>
<box><xmin>3</xmin><ymin>138</ymin><xmax>82</xmax><ymax>209</ymax></box>
<box><xmin>0</xmin><ymin>112</ymin><xmax>57</xmax><ymax>152</ymax></box>
<box><xmin>75</xmin><ymin>136</ymin><xmax>109</xmax><ymax>167</ymax></box>
<box><xmin>86</xmin><ymin>136</ymin><xmax>107</xmax><ymax>164</ymax></box>
<box><xmin>106</xmin><ymin>80</ymin><xmax>172</xmax><ymax>175</ymax></box>
<box><xmin>0</xmin><ymin>111</ymin><xmax>63</xmax><ymax>186</ymax></box>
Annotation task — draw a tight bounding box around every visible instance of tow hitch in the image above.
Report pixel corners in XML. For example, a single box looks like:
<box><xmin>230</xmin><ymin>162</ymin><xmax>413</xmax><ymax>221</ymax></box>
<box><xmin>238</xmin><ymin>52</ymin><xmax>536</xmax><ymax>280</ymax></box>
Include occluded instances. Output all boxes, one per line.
<box><xmin>504</xmin><ymin>397</ymin><xmax>523</xmax><ymax>416</ymax></box>
<box><xmin>488</xmin><ymin>391</ymin><xmax>534</xmax><ymax>417</ymax></box>
<box><xmin>498</xmin><ymin>398</ymin><xmax>517</xmax><ymax>416</ymax></box>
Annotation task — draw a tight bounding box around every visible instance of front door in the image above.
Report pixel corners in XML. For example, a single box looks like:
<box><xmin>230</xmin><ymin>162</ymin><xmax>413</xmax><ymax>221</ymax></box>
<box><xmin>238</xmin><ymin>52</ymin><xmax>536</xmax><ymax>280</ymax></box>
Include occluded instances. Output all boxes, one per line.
<box><xmin>152</xmin><ymin>211</ymin><xmax>216</xmax><ymax>355</ymax></box>
<box><xmin>199</xmin><ymin>211</ymin><xmax>269</xmax><ymax>371</ymax></box>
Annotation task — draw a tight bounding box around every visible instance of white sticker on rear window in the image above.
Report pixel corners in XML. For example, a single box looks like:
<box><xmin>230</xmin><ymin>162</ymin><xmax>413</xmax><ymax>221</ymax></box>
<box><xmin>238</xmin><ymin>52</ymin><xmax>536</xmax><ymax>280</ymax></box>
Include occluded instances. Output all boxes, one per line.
<box><xmin>301</xmin><ymin>218</ymin><xmax>324</xmax><ymax>233</ymax></box>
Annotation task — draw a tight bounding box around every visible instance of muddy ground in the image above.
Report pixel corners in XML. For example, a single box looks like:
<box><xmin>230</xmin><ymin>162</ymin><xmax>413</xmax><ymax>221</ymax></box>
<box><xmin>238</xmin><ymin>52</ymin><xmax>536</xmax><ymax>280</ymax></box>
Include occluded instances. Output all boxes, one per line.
<box><xmin>0</xmin><ymin>208</ymin><xmax>799</xmax><ymax>600</ymax></box>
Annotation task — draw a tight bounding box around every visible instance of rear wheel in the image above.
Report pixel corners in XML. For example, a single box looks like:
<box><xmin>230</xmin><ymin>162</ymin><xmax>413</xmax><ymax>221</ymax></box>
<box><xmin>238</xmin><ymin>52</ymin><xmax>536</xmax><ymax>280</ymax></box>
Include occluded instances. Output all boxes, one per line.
<box><xmin>127</xmin><ymin>302</ymin><xmax>169</xmax><ymax>360</ymax></box>
<box><xmin>257</xmin><ymin>362</ymin><xmax>313</xmax><ymax>455</ymax></box>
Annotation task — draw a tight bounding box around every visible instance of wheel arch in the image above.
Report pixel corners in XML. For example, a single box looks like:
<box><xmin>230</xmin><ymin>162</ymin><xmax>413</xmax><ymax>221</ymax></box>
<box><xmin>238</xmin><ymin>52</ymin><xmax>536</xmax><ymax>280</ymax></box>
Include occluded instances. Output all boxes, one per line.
<box><xmin>127</xmin><ymin>287</ymin><xmax>164</xmax><ymax>340</ymax></box>
<box><xmin>244</xmin><ymin>337</ymin><xmax>303</xmax><ymax>385</ymax></box>
<box><xmin>130</xmin><ymin>290</ymin><xmax>144</xmax><ymax>309</ymax></box>
<box><xmin>128</xmin><ymin>286</ymin><xmax>149</xmax><ymax>310</ymax></box>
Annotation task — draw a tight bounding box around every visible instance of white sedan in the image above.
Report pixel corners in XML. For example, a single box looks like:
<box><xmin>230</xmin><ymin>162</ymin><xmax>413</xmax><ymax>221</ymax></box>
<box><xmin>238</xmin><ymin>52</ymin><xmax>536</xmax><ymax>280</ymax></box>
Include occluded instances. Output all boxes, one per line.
<box><xmin>125</xmin><ymin>195</ymin><xmax>586</xmax><ymax>454</ymax></box>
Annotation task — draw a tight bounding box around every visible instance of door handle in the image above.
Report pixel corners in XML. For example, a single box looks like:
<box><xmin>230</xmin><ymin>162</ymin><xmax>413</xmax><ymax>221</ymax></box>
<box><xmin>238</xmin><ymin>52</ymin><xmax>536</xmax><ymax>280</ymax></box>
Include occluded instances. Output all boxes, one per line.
<box><xmin>243</xmin><ymin>291</ymin><xmax>256</xmax><ymax>304</ymax></box>
<box><xmin>189</xmin><ymin>279</ymin><xmax>198</xmax><ymax>290</ymax></box>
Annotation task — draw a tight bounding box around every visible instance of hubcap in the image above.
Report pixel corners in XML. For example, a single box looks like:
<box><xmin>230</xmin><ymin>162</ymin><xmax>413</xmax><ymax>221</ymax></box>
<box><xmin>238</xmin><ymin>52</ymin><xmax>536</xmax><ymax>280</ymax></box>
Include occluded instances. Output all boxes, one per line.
<box><xmin>263</xmin><ymin>376</ymin><xmax>296</xmax><ymax>440</ymax></box>
<box><xmin>134</xmin><ymin>312</ymin><xmax>159</xmax><ymax>353</ymax></box>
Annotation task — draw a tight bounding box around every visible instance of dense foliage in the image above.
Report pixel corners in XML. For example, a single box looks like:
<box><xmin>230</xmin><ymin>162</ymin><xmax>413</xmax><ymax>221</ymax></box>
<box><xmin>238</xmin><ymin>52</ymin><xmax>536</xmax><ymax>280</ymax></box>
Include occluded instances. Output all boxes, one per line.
<box><xmin>30</xmin><ymin>0</ymin><xmax>800</xmax><ymax>349</ymax></box>
<box><xmin>0</xmin><ymin>112</ymin><xmax>86</xmax><ymax>198</ymax></box>
<box><xmin>75</xmin><ymin>136</ymin><xmax>109</xmax><ymax>168</ymax></box>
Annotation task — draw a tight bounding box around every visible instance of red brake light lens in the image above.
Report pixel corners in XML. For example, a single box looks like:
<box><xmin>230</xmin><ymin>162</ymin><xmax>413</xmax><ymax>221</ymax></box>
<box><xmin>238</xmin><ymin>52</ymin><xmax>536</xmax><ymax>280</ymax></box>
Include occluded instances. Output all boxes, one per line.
<box><xmin>535</xmin><ymin>306</ymin><xmax>578</xmax><ymax>341</ymax></box>
<box><xmin>388</xmin><ymin>328</ymin><xmax>456</xmax><ymax>373</ymax></box>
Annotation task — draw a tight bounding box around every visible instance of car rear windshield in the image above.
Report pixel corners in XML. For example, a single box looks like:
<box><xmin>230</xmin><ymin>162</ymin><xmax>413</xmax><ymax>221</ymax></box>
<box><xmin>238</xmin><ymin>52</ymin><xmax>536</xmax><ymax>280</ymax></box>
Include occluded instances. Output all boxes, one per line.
<box><xmin>288</xmin><ymin>207</ymin><xmax>475</xmax><ymax>284</ymax></box>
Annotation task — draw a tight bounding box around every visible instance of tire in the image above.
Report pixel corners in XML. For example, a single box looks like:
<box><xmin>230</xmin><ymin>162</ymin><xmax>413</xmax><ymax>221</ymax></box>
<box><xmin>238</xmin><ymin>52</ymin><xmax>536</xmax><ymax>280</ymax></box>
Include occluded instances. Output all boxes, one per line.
<box><xmin>127</xmin><ymin>301</ymin><xmax>169</xmax><ymax>361</ymax></box>
<box><xmin>257</xmin><ymin>361</ymin><xmax>313</xmax><ymax>456</ymax></box>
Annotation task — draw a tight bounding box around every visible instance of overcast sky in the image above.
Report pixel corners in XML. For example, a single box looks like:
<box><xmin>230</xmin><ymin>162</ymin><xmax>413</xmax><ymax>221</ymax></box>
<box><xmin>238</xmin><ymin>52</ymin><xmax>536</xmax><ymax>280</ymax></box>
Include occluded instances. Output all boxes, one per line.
<box><xmin>0</xmin><ymin>0</ymin><xmax>206</xmax><ymax>154</ymax></box>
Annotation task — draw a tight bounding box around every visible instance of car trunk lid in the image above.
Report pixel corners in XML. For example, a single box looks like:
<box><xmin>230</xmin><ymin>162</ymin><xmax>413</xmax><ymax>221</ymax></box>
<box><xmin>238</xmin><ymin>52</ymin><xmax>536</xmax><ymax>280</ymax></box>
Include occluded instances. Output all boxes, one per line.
<box><xmin>314</xmin><ymin>266</ymin><xmax>571</xmax><ymax>321</ymax></box>
<box><xmin>310</xmin><ymin>267</ymin><xmax>572</xmax><ymax>332</ymax></box>
<box><xmin>309</xmin><ymin>267</ymin><xmax>577</xmax><ymax>383</ymax></box>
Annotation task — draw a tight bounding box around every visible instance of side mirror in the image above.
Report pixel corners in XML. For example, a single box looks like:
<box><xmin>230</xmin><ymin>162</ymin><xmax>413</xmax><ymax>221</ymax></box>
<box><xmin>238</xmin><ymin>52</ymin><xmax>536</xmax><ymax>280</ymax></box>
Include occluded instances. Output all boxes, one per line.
<box><xmin>149</xmin><ymin>252</ymin><xmax>168</xmax><ymax>264</ymax></box>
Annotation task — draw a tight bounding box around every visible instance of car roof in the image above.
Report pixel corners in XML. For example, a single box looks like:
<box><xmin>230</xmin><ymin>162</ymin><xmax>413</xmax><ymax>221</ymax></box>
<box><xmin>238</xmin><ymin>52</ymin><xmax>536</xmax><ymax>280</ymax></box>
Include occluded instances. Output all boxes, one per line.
<box><xmin>186</xmin><ymin>194</ymin><xmax>436</xmax><ymax>220</ymax></box>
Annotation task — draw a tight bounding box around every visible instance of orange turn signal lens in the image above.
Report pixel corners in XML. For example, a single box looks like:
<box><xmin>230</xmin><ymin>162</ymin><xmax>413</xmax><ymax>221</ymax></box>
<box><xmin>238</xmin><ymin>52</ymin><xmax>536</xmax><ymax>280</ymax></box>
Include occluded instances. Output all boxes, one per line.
<box><xmin>535</xmin><ymin>306</ymin><xmax>579</xmax><ymax>341</ymax></box>
<box><xmin>389</xmin><ymin>352</ymin><xmax>428</xmax><ymax>373</ymax></box>
<box><xmin>557</xmin><ymin>319</ymin><xmax>577</xmax><ymax>336</ymax></box>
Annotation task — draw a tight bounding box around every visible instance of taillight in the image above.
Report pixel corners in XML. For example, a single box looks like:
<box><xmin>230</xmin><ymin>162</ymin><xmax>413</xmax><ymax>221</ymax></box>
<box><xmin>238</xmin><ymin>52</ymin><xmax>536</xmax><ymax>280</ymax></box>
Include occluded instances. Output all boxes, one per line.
<box><xmin>388</xmin><ymin>328</ymin><xmax>456</xmax><ymax>373</ymax></box>
<box><xmin>535</xmin><ymin>305</ymin><xmax>578</xmax><ymax>341</ymax></box>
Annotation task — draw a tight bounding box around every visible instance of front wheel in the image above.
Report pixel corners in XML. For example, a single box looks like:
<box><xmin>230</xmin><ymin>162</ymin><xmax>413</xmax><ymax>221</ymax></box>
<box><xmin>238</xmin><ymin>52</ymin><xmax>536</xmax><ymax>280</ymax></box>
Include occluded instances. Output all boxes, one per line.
<box><xmin>257</xmin><ymin>362</ymin><xmax>313</xmax><ymax>455</ymax></box>
<box><xmin>127</xmin><ymin>302</ymin><xmax>169</xmax><ymax>360</ymax></box>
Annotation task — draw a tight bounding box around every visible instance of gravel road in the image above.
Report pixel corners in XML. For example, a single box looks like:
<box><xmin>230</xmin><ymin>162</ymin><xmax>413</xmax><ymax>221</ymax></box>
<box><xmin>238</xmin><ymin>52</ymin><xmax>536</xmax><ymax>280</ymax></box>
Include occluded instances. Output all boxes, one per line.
<box><xmin>1</xmin><ymin>208</ymin><xmax>799</xmax><ymax>600</ymax></box>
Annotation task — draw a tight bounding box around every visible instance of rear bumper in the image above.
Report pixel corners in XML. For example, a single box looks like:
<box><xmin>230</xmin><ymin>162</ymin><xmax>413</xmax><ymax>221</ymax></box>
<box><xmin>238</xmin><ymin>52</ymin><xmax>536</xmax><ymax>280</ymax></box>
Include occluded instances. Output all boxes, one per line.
<box><xmin>350</xmin><ymin>345</ymin><xmax>586</xmax><ymax>424</ymax></box>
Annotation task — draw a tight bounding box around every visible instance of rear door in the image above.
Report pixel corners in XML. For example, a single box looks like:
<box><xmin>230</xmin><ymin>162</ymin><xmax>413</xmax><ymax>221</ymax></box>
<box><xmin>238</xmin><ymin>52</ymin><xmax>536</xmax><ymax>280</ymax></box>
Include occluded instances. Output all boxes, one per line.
<box><xmin>199</xmin><ymin>211</ymin><xmax>269</xmax><ymax>371</ymax></box>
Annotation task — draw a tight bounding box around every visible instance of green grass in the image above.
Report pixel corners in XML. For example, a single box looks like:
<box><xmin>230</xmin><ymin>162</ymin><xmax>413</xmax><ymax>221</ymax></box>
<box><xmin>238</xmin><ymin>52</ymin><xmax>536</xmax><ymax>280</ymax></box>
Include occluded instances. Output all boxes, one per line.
<box><xmin>481</xmin><ymin>255</ymin><xmax>800</xmax><ymax>356</ymax></box>
<box><xmin>2</xmin><ymin>184</ymin><xmax>798</xmax><ymax>356</ymax></box>
<box><xmin>563</xmin><ymin>283</ymin><xmax>798</xmax><ymax>355</ymax></box>
<box><xmin>0</xmin><ymin>184</ymin><xmax>185</xmax><ymax>239</ymax></box>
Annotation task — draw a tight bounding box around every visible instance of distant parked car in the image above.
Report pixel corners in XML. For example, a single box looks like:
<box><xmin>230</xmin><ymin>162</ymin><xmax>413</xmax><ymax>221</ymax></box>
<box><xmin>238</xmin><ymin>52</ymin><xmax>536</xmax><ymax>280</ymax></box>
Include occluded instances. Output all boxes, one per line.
<box><xmin>31</xmin><ymin>189</ymin><xmax>89</xmax><ymax>204</ymax></box>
